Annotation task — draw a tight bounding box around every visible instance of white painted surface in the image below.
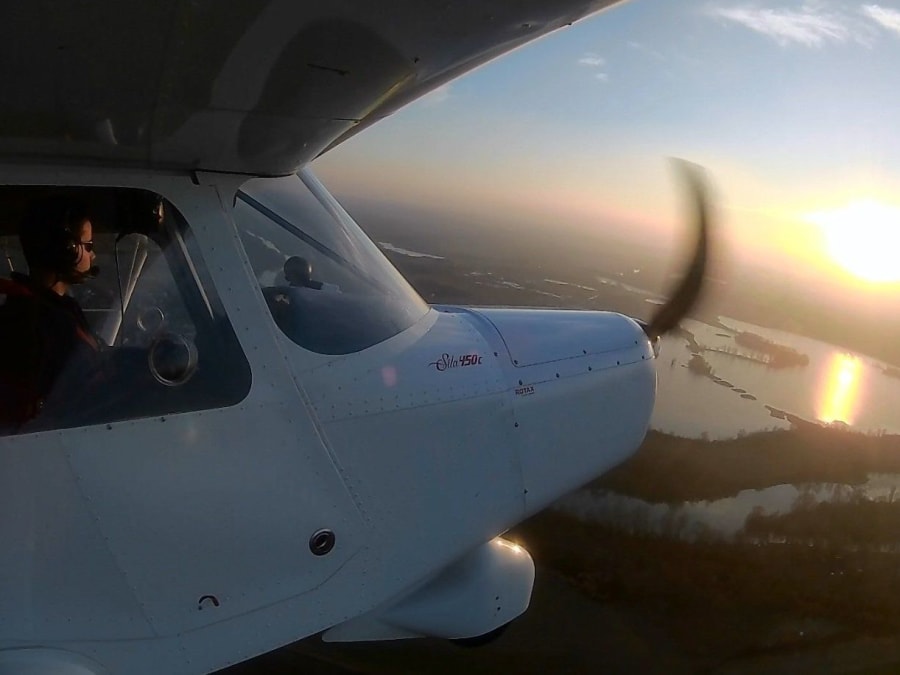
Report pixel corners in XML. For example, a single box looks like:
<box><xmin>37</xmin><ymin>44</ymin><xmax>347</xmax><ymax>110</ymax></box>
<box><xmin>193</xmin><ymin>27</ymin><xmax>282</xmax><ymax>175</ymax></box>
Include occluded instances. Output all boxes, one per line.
<box><xmin>0</xmin><ymin>165</ymin><xmax>657</xmax><ymax>674</ymax></box>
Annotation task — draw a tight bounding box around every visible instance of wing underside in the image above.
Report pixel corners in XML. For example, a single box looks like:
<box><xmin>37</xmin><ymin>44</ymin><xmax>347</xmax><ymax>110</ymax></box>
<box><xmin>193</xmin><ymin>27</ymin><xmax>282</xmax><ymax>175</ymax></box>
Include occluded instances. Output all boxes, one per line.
<box><xmin>0</xmin><ymin>0</ymin><xmax>624</xmax><ymax>175</ymax></box>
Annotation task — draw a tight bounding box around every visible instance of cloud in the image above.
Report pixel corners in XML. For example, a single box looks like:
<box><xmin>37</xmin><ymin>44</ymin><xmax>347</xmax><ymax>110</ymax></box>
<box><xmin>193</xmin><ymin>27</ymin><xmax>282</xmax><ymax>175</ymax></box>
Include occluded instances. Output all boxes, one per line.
<box><xmin>627</xmin><ymin>40</ymin><xmax>666</xmax><ymax>60</ymax></box>
<box><xmin>707</xmin><ymin>4</ymin><xmax>858</xmax><ymax>47</ymax></box>
<box><xmin>419</xmin><ymin>83</ymin><xmax>452</xmax><ymax>106</ymax></box>
<box><xmin>578</xmin><ymin>51</ymin><xmax>610</xmax><ymax>82</ymax></box>
<box><xmin>578</xmin><ymin>52</ymin><xmax>606</xmax><ymax>67</ymax></box>
<box><xmin>862</xmin><ymin>4</ymin><xmax>900</xmax><ymax>35</ymax></box>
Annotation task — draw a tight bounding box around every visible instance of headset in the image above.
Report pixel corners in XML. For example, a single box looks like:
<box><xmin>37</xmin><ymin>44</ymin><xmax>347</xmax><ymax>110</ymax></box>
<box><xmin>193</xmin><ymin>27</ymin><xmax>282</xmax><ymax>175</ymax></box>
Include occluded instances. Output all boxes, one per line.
<box><xmin>19</xmin><ymin>196</ymin><xmax>98</xmax><ymax>282</ymax></box>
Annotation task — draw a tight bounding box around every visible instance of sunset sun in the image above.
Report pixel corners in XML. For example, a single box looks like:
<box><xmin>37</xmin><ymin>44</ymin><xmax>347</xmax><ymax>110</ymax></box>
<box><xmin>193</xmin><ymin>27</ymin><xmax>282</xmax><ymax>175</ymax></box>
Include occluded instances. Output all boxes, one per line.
<box><xmin>806</xmin><ymin>200</ymin><xmax>900</xmax><ymax>283</ymax></box>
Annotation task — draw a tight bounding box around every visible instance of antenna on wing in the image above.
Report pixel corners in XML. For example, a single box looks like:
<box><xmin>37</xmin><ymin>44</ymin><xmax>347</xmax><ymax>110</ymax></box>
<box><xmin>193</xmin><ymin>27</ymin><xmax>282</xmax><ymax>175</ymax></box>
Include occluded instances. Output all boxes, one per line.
<box><xmin>641</xmin><ymin>159</ymin><xmax>713</xmax><ymax>341</ymax></box>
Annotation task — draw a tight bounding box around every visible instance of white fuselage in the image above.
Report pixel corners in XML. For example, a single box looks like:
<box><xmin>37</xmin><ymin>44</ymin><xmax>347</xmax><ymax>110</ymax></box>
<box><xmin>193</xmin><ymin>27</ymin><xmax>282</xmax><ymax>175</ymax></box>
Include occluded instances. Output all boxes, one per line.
<box><xmin>0</xmin><ymin>1</ymin><xmax>655</xmax><ymax>672</ymax></box>
<box><xmin>0</xmin><ymin>164</ymin><xmax>655</xmax><ymax>674</ymax></box>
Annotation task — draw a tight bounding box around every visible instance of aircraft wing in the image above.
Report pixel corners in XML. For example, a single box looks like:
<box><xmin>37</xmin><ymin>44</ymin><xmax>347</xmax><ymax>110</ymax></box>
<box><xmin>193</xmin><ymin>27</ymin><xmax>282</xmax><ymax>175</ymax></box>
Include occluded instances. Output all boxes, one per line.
<box><xmin>0</xmin><ymin>0</ymin><xmax>623</xmax><ymax>176</ymax></box>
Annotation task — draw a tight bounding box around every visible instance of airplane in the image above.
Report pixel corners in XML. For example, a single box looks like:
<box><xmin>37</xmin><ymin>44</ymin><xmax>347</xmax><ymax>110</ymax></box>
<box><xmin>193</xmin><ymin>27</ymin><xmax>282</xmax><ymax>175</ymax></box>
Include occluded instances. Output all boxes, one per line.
<box><xmin>0</xmin><ymin>1</ymin><xmax>711</xmax><ymax>673</ymax></box>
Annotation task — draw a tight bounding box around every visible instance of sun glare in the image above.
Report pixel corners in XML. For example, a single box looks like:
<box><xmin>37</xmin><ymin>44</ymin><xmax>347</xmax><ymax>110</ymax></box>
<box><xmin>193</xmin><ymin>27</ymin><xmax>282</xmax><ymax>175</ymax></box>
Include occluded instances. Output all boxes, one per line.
<box><xmin>806</xmin><ymin>200</ymin><xmax>900</xmax><ymax>283</ymax></box>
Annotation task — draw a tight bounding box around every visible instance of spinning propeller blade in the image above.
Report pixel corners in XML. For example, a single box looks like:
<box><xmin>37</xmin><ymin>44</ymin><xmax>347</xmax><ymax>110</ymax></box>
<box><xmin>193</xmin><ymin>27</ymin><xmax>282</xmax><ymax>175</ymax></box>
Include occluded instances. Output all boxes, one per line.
<box><xmin>643</xmin><ymin>159</ymin><xmax>713</xmax><ymax>341</ymax></box>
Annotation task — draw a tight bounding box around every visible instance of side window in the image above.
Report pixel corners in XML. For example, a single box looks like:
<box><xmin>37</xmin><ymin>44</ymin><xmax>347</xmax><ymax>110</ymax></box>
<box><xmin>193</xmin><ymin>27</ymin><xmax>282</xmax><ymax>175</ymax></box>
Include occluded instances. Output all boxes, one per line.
<box><xmin>84</xmin><ymin>233</ymin><xmax>197</xmax><ymax>349</ymax></box>
<box><xmin>233</xmin><ymin>171</ymin><xmax>428</xmax><ymax>355</ymax></box>
<box><xmin>0</xmin><ymin>187</ymin><xmax>251</xmax><ymax>435</ymax></box>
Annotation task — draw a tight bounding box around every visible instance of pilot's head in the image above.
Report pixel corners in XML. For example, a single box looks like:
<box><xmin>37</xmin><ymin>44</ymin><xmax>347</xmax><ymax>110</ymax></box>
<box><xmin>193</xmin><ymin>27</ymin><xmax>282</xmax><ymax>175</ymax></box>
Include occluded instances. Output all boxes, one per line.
<box><xmin>284</xmin><ymin>255</ymin><xmax>313</xmax><ymax>287</ymax></box>
<box><xmin>19</xmin><ymin>196</ymin><xmax>96</xmax><ymax>291</ymax></box>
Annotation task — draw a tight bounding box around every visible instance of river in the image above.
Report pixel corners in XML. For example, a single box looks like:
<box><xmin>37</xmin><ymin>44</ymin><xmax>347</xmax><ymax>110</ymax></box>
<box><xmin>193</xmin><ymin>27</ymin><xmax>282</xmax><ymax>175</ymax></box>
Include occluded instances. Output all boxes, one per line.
<box><xmin>651</xmin><ymin>316</ymin><xmax>900</xmax><ymax>439</ymax></box>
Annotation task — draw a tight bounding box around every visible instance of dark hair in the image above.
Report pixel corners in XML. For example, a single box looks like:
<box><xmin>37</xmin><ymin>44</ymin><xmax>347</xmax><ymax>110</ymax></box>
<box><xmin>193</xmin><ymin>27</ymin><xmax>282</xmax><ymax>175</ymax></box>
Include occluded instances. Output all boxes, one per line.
<box><xmin>19</xmin><ymin>196</ymin><xmax>91</xmax><ymax>275</ymax></box>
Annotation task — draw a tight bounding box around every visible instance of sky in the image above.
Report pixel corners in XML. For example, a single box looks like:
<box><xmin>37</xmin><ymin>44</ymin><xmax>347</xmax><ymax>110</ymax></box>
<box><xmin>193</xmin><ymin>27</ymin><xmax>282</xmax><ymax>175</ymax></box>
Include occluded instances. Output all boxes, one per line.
<box><xmin>313</xmin><ymin>0</ymin><xmax>900</xmax><ymax>298</ymax></box>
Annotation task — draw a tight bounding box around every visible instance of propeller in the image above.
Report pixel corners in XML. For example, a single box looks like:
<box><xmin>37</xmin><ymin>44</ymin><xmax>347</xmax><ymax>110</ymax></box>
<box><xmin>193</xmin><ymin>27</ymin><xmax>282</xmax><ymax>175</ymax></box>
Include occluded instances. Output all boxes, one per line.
<box><xmin>640</xmin><ymin>159</ymin><xmax>712</xmax><ymax>342</ymax></box>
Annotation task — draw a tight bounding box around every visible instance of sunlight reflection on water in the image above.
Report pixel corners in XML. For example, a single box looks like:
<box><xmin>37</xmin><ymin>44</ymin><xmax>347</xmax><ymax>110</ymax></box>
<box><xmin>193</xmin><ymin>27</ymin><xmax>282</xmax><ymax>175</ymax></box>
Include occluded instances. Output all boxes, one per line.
<box><xmin>652</xmin><ymin>317</ymin><xmax>900</xmax><ymax>438</ymax></box>
<box><xmin>817</xmin><ymin>353</ymin><xmax>863</xmax><ymax>426</ymax></box>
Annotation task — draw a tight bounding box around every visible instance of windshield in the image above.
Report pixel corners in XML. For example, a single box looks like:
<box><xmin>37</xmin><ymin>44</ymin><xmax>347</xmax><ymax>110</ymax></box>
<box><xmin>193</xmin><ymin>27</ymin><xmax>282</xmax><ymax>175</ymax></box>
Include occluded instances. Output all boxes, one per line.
<box><xmin>234</xmin><ymin>170</ymin><xmax>428</xmax><ymax>355</ymax></box>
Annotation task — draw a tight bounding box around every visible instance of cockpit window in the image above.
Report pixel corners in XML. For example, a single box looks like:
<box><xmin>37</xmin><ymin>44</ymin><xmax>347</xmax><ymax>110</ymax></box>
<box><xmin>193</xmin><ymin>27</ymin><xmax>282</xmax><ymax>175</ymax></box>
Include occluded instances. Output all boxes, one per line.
<box><xmin>0</xmin><ymin>187</ymin><xmax>250</xmax><ymax>435</ymax></box>
<box><xmin>234</xmin><ymin>170</ymin><xmax>428</xmax><ymax>355</ymax></box>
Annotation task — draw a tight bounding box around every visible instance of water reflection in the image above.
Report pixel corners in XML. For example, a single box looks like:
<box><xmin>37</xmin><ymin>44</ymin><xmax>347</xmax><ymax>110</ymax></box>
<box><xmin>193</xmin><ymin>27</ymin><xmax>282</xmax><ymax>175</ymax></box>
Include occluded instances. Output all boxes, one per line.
<box><xmin>652</xmin><ymin>317</ymin><xmax>900</xmax><ymax>438</ymax></box>
<box><xmin>558</xmin><ymin>474</ymin><xmax>900</xmax><ymax>541</ymax></box>
<box><xmin>817</xmin><ymin>353</ymin><xmax>863</xmax><ymax>425</ymax></box>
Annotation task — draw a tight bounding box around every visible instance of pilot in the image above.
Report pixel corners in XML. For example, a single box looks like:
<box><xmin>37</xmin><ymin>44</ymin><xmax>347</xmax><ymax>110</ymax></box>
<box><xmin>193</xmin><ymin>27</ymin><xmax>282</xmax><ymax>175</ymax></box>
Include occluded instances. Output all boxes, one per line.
<box><xmin>0</xmin><ymin>195</ymin><xmax>105</xmax><ymax>430</ymax></box>
<box><xmin>284</xmin><ymin>255</ymin><xmax>323</xmax><ymax>289</ymax></box>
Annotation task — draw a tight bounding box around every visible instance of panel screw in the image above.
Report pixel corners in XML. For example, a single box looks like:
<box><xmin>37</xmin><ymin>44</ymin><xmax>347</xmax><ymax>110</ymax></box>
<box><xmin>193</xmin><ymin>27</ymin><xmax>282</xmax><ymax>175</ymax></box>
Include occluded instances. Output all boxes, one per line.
<box><xmin>309</xmin><ymin>529</ymin><xmax>336</xmax><ymax>556</ymax></box>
